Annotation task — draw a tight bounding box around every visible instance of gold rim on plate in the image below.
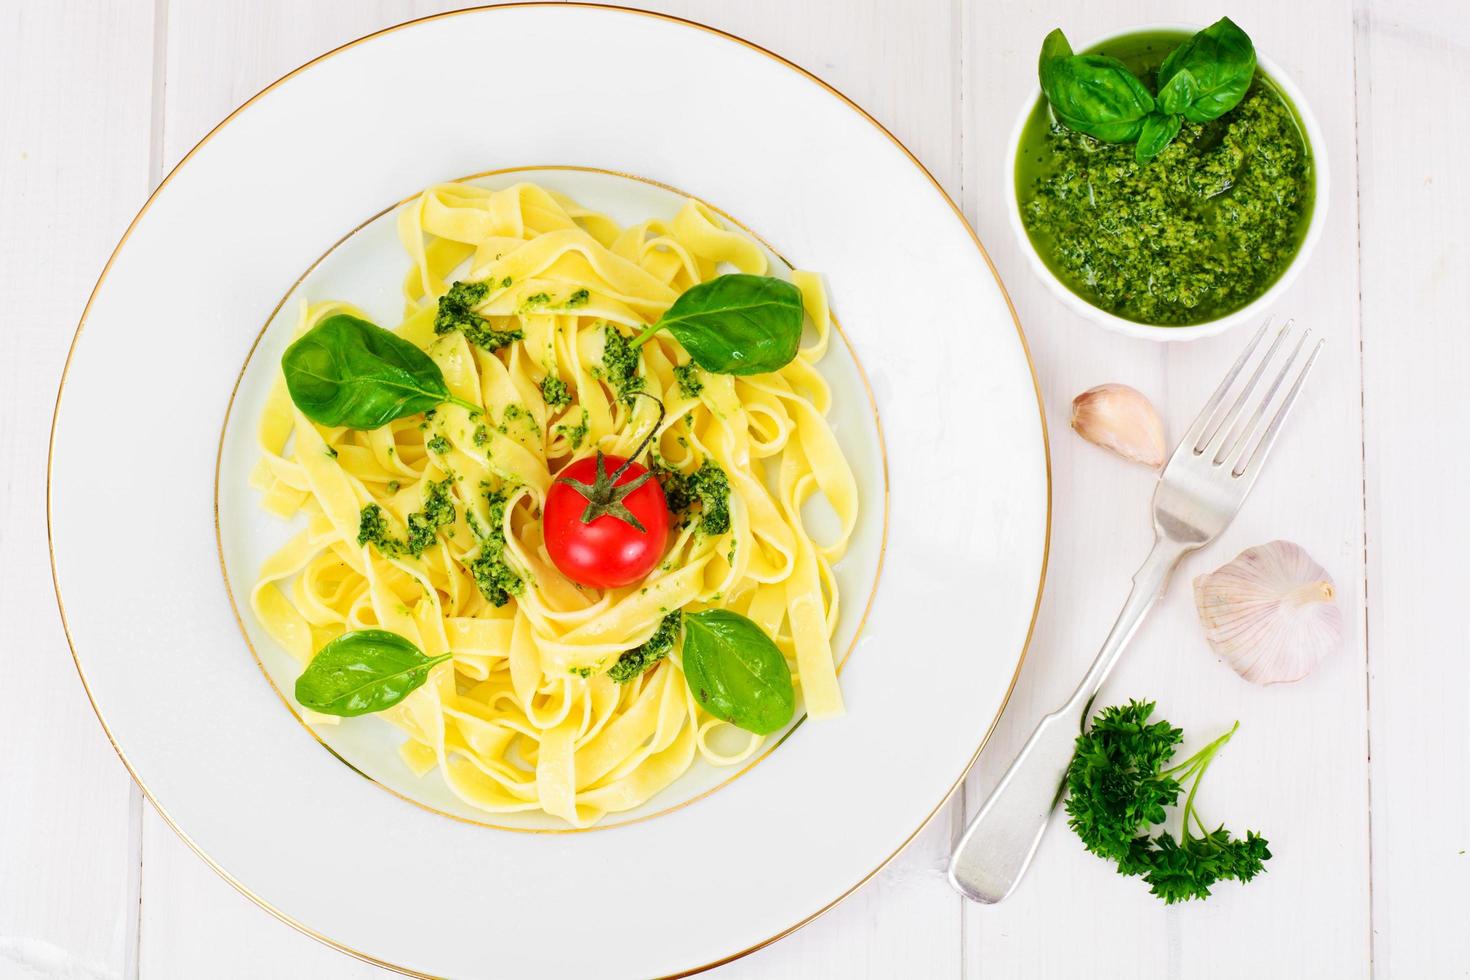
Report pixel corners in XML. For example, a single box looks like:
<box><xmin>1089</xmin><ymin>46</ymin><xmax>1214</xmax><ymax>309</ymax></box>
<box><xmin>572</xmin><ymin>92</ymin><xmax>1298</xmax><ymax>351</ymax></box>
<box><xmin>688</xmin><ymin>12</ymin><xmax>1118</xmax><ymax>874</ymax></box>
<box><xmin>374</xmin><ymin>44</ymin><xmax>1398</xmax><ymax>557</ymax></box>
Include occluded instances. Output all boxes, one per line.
<box><xmin>46</xmin><ymin>4</ymin><xmax>1052</xmax><ymax>977</ymax></box>
<box><xmin>214</xmin><ymin>162</ymin><xmax>893</xmax><ymax>835</ymax></box>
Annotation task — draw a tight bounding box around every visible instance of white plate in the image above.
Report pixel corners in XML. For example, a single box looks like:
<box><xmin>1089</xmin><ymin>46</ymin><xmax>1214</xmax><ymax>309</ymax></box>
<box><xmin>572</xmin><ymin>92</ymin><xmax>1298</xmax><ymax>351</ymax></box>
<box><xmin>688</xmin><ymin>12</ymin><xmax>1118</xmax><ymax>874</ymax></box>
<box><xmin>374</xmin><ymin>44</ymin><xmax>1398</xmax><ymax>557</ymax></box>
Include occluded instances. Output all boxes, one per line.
<box><xmin>49</xmin><ymin>6</ymin><xmax>1049</xmax><ymax>977</ymax></box>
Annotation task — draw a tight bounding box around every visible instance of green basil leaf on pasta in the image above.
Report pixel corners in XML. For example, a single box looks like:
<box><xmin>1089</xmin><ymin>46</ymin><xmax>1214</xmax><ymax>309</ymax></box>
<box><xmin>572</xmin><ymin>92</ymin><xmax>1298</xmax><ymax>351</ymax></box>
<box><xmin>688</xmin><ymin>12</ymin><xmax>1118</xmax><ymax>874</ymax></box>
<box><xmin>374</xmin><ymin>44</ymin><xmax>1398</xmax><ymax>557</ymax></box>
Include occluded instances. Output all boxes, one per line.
<box><xmin>641</xmin><ymin>274</ymin><xmax>803</xmax><ymax>376</ymax></box>
<box><xmin>1157</xmin><ymin>17</ymin><xmax>1256</xmax><ymax>123</ymax></box>
<box><xmin>1135</xmin><ymin>112</ymin><xmax>1183</xmax><ymax>164</ymax></box>
<box><xmin>682</xmin><ymin>609</ymin><xmax>795</xmax><ymax>735</ymax></box>
<box><xmin>282</xmin><ymin>313</ymin><xmax>475</xmax><ymax>429</ymax></box>
<box><xmin>294</xmin><ymin>629</ymin><xmax>452</xmax><ymax>717</ymax></box>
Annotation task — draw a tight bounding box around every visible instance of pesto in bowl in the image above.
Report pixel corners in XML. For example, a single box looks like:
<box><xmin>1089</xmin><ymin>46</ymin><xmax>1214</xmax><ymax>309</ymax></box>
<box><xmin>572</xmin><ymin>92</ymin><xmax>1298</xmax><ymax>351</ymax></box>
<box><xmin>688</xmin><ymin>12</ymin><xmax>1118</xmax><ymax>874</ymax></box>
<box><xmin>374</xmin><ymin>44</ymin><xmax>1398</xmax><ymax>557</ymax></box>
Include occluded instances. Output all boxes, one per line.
<box><xmin>1016</xmin><ymin>31</ymin><xmax>1315</xmax><ymax>328</ymax></box>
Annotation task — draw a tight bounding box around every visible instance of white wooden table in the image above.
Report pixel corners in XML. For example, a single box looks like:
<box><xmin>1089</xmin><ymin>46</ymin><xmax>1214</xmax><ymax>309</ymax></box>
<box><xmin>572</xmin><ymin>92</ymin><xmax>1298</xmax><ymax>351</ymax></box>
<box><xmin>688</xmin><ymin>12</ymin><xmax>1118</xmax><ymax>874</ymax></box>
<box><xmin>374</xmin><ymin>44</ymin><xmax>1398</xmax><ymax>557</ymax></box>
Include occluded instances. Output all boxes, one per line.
<box><xmin>3</xmin><ymin>1</ymin><xmax>1464</xmax><ymax>976</ymax></box>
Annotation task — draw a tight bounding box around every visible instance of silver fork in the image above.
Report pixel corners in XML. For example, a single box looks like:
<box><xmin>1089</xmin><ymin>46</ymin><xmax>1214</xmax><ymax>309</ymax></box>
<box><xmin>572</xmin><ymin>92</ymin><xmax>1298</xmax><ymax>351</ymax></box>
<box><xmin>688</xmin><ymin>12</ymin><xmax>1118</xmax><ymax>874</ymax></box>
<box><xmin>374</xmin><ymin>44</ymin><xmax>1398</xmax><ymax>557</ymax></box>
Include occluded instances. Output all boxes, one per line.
<box><xmin>947</xmin><ymin>319</ymin><xmax>1324</xmax><ymax>905</ymax></box>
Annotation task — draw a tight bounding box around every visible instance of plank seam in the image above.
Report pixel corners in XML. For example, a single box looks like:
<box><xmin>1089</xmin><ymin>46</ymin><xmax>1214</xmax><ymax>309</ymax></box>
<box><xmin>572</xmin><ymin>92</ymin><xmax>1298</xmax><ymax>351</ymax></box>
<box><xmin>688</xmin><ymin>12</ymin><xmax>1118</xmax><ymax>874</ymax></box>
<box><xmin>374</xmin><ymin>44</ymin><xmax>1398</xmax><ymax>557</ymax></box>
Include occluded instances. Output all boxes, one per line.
<box><xmin>1349</xmin><ymin>3</ymin><xmax>1377</xmax><ymax>977</ymax></box>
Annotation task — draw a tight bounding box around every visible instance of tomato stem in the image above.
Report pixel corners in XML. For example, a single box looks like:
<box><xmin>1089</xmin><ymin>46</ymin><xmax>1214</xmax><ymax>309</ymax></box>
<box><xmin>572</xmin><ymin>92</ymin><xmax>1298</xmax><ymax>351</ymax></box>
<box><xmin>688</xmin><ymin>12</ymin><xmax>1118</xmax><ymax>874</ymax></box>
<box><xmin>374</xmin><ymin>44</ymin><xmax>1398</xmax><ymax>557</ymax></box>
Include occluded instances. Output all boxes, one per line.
<box><xmin>553</xmin><ymin>394</ymin><xmax>668</xmax><ymax>532</ymax></box>
<box><xmin>606</xmin><ymin>392</ymin><xmax>666</xmax><ymax>483</ymax></box>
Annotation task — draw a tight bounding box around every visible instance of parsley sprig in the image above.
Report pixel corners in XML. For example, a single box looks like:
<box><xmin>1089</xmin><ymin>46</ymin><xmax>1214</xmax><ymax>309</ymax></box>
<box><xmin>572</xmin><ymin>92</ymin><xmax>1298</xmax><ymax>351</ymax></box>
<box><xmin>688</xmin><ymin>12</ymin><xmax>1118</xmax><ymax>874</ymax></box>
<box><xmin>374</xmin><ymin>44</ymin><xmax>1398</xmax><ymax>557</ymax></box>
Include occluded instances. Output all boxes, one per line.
<box><xmin>1064</xmin><ymin>700</ymin><xmax>1271</xmax><ymax>904</ymax></box>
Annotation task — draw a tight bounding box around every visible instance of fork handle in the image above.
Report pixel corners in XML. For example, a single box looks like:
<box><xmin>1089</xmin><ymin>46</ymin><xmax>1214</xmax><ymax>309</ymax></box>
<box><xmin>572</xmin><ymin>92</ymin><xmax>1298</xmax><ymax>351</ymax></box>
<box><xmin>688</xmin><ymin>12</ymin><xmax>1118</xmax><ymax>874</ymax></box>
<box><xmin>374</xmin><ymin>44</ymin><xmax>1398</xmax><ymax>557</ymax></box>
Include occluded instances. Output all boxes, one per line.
<box><xmin>947</xmin><ymin>538</ymin><xmax>1187</xmax><ymax>904</ymax></box>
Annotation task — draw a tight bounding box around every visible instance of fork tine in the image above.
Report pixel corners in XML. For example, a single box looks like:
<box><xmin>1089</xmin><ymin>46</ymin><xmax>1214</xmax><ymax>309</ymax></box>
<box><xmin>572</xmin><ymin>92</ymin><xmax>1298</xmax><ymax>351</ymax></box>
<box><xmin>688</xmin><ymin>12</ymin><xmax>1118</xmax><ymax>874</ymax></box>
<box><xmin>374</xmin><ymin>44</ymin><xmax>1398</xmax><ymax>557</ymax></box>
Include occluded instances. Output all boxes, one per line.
<box><xmin>1179</xmin><ymin>317</ymin><xmax>1272</xmax><ymax>452</ymax></box>
<box><xmin>1200</xmin><ymin>321</ymin><xmax>1291</xmax><ymax>458</ymax></box>
<box><xmin>1222</xmin><ymin>328</ymin><xmax>1312</xmax><ymax>469</ymax></box>
<box><xmin>1232</xmin><ymin>338</ymin><xmax>1326</xmax><ymax>479</ymax></box>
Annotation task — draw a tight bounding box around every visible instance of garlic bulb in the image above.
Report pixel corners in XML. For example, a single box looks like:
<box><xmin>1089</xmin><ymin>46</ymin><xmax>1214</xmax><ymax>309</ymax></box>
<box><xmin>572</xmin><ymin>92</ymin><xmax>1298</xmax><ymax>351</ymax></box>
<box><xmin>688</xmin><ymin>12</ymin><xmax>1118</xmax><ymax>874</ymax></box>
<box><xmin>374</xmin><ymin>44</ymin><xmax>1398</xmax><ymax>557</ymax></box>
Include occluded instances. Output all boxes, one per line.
<box><xmin>1070</xmin><ymin>383</ymin><xmax>1167</xmax><ymax>468</ymax></box>
<box><xmin>1193</xmin><ymin>541</ymin><xmax>1342</xmax><ymax>685</ymax></box>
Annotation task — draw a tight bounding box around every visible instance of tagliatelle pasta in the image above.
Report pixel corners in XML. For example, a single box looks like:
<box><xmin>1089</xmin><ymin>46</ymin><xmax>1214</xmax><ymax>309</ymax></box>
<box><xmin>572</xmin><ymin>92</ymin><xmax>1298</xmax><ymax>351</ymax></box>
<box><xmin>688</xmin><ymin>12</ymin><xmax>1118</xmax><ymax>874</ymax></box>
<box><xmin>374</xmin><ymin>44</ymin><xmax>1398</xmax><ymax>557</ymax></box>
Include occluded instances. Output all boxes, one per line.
<box><xmin>249</xmin><ymin>181</ymin><xmax>858</xmax><ymax>826</ymax></box>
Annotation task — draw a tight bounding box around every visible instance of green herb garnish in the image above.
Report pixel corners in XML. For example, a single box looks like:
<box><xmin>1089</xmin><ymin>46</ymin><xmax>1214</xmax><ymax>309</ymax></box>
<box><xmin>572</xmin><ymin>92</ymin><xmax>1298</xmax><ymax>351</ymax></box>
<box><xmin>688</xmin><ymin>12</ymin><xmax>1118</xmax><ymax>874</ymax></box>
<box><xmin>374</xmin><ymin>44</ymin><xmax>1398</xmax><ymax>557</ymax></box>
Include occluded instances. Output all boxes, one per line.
<box><xmin>294</xmin><ymin>629</ymin><xmax>451</xmax><ymax>717</ymax></box>
<box><xmin>1038</xmin><ymin>18</ymin><xmax>1255</xmax><ymax>163</ymax></box>
<box><xmin>1065</xmin><ymin>700</ymin><xmax>1271</xmax><ymax>904</ymax></box>
<box><xmin>632</xmin><ymin>274</ymin><xmax>803</xmax><ymax>376</ymax></box>
<box><xmin>681</xmin><ymin>609</ymin><xmax>793</xmax><ymax>735</ymax></box>
<box><xmin>281</xmin><ymin>314</ymin><xmax>481</xmax><ymax>429</ymax></box>
<box><xmin>1157</xmin><ymin>18</ymin><xmax>1257</xmax><ymax>123</ymax></box>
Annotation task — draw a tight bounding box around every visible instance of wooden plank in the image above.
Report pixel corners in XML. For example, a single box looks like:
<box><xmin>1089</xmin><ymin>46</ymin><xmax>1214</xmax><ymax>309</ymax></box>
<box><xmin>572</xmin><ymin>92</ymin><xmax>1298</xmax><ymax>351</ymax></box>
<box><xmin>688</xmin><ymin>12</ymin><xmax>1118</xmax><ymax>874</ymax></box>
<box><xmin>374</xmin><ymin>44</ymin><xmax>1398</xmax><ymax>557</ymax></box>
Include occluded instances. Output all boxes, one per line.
<box><xmin>141</xmin><ymin>1</ymin><xmax>962</xmax><ymax>976</ymax></box>
<box><xmin>139</xmin><ymin>822</ymin><xmax>388</xmax><ymax>979</ymax></box>
<box><xmin>0</xmin><ymin>3</ymin><xmax>156</xmax><ymax>979</ymax></box>
<box><xmin>1357</xmin><ymin>1</ymin><xmax>1470</xmax><ymax>975</ymax></box>
<box><xmin>959</xmin><ymin>2</ymin><xmax>1370</xmax><ymax>977</ymax></box>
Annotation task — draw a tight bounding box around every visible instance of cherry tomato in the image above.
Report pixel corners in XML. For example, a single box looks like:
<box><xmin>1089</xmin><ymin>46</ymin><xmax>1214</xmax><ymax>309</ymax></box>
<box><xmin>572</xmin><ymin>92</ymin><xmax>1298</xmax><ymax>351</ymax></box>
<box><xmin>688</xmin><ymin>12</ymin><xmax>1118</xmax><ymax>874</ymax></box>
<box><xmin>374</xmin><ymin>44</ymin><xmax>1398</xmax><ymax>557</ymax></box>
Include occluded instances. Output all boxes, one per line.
<box><xmin>544</xmin><ymin>453</ymin><xmax>669</xmax><ymax>589</ymax></box>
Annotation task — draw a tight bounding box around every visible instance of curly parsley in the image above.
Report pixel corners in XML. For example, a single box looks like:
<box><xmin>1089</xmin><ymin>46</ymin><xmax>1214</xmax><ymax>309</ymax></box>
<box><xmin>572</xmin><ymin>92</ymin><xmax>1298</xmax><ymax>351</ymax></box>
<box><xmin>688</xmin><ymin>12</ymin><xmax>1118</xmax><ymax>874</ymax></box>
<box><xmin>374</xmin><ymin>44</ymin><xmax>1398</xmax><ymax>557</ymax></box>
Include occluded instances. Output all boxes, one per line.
<box><xmin>1065</xmin><ymin>700</ymin><xmax>1271</xmax><ymax>904</ymax></box>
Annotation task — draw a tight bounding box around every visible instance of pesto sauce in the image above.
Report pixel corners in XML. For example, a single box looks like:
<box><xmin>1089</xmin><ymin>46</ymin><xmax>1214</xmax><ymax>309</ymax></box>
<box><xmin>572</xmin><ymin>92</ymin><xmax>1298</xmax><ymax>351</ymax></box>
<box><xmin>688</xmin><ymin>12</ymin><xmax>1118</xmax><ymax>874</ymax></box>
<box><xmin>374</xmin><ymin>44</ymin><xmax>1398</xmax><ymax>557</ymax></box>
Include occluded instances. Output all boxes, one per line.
<box><xmin>469</xmin><ymin>486</ymin><xmax>523</xmax><ymax>606</ymax></box>
<box><xmin>435</xmin><ymin>280</ymin><xmax>524</xmax><ymax>351</ymax></box>
<box><xmin>606</xmin><ymin>610</ymin><xmax>681</xmax><ymax>683</ymax></box>
<box><xmin>357</xmin><ymin>478</ymin><xmax>456</xmax><ymax>559</ymax></box>
<box><xmin>555</xmin><ymin>408</ymin><xmax>590</xmax><ymax>450</ymax></box>
<box><xmin>655</xmin><ymin>457</ymin><xmax>731</xmax><ymax>535</ymax></box>
<box><xmin>540</xmin><ymin>374</ymin><xmax>571</xmax><ymax>411</ymax></box>
<box><xmin>601</xmin><ymin>324</ymin><xmax>644</xmax><ymax>406</ymax></box>
<box><xmin>1016</xmin><ymin>32</ymin><xmax>1315</xmax><ymax>326</ymax></box>
<box><xmin>673</xmin><ymin>362</ymin><xmax>704</xmax><ymax>399</ymax></box>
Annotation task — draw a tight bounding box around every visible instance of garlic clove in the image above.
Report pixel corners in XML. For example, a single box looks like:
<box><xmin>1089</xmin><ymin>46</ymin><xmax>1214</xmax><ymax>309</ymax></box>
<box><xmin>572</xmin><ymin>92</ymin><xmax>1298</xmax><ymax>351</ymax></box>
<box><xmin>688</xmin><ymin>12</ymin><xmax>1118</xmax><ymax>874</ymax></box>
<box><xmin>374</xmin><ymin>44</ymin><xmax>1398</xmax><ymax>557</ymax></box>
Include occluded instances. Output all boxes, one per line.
<box><xmin>1193</xmin><ymin>540</ymin><xmax>1343</xmax><ymax>685</ymax></box>
<box><xmin>1070</xmin><ymin>383</ymin><xmax>1167</xmax><ymax>468</ymax></box>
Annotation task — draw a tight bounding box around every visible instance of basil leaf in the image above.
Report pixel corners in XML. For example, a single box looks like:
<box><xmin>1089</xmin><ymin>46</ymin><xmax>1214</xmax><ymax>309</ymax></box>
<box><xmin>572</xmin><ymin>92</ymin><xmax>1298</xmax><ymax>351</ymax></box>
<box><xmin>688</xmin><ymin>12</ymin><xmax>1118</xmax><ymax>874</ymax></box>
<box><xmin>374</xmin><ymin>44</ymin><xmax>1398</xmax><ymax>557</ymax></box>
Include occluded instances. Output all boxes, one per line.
<box><xmin>682</xmin><ymin>609</ymin><xmax>795</xmax><ymax>735</ymax></box>
<box><xmin>1040</xmin><ymin>53</ymin><xmax>1155</xmax><ymax>143</ymax></box>
<box><xmin>294</xmin><ymin>629</ymin><xmax>452</xmax><ymax>717</ymax></box>
<box><xmin>1158</xmin><ymin>17</ymin><xmax>1256</xmax><ymax>123</ymax></box>
<box><xmin>282</xmin><ymin>314</ymin><xmax>460</xmax><ymax>429</ymax></box>
<box><xmin>1135</xmin><ymin>113</ymin><xmax>1183</xmax><ymax>164</ymax></box>
<box><xmin>646</xmin><ymin>274</ymin><xmax>803</xmax><ymax>376</ymax></box>
<box><xmin>1038</xmin><ymin>27</ymin><xmax>1073</xmax><ymax>77</ymax></box>
<box><xmin>1156</xmin><ymin>67</ymin><xmax>1199</xmax><ymax>116</ymax></box>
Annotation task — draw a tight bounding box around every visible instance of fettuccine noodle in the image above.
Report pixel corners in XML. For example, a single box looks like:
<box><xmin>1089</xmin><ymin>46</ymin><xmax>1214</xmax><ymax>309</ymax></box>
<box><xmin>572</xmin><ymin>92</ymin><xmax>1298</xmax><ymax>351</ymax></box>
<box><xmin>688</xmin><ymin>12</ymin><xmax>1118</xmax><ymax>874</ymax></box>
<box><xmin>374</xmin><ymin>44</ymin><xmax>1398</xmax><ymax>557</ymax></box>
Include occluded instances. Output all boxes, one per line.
<box><xmin>249</xmin><ymin>181</ymin><xmax>858</xmax><ymax>826</ymax></box>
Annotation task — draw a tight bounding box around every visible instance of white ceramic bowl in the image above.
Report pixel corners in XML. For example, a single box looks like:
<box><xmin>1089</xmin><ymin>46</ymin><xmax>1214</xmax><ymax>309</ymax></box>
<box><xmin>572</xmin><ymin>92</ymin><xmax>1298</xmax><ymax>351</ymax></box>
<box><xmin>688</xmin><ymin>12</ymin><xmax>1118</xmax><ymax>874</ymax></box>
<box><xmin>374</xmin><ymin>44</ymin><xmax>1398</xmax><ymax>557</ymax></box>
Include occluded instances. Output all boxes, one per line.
<box><xmin>1004</xmin><ymin>23</ymin><xmax>1330</xmax><ymax>342</ymax></box>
